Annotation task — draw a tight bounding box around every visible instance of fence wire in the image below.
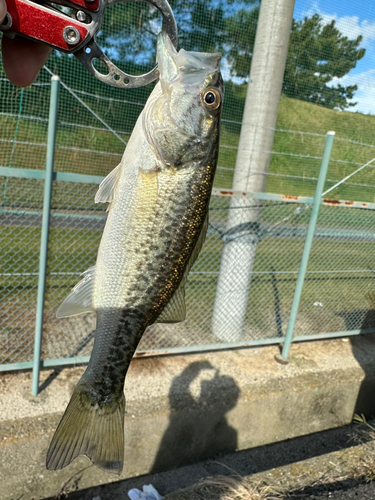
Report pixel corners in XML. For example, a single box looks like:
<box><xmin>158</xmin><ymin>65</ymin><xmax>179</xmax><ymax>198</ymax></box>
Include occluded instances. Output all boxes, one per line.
<box><xmin>0</xmin><ymin>177</ymin><xmax>43</xmax><ymax>364</ymax></box>
<box><xmin>296</xmin><ymin>204</ymin><xmax>375</xmax><ymax>337</ymax></box>
<box><xmin>1</xmin><ymin>0</ymin><xmax>375</xmax><ymax>201</ymax></box>
<box><xmin>3</xmin><ymin>183</ymin><xmax>375</xmax><ymax>365</ymax></box>
<box><xmin>2</xmin><ymin>0</ymin><xmax>375</xmax><ymax>367</ymax></box>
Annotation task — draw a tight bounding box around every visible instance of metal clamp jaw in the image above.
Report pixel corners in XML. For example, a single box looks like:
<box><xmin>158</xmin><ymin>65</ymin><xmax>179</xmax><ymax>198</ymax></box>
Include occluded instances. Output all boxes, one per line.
<box><xmin>0</xmin><ymin>0</ymin><xmax>178</xmax><ymax>88</ymax></box>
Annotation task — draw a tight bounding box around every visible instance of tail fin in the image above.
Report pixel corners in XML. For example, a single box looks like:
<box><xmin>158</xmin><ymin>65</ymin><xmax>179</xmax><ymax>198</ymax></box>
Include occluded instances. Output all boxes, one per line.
<box><xmin>46</xmin><ymin>382</ymin><xmax>125</xmax><ymax>474</ymax></box>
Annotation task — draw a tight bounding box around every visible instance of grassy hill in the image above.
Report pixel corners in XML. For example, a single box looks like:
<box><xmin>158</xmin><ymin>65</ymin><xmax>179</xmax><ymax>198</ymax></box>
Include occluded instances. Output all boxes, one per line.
<box><xmin>2</xmin><ymin>81</ymin><xmax>375</xmax><ymax>204</ymax></box>
<box><xmin>216</xmin><ymin>93</ymin><xmax>375</xmax><ymax>202</ymax></box>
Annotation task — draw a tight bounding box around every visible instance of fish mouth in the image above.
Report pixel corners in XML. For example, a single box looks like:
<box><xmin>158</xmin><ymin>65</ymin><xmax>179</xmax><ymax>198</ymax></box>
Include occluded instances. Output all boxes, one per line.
<box><xmin>157</xmin><ymin>30</ymin><xmax>221</xmax><ymax>84</ymax></box>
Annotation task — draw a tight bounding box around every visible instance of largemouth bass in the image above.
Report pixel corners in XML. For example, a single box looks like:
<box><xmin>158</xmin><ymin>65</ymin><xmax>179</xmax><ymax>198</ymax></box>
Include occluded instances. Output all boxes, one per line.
<box><xmin>46</xmin><ymin>30</ymin><xmax>223</xmax><ymax>474</ymax></box>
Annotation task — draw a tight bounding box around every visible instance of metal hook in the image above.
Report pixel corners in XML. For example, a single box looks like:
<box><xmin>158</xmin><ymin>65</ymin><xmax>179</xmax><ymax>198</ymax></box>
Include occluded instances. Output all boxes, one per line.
<box><xmin>75</xmin><ymin>0</ymin><xmax>178</xmax><ymax>88</ymax></box>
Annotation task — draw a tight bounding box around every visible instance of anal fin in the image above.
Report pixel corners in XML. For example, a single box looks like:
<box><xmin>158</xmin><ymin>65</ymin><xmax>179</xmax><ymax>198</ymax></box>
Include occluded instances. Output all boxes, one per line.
<box><xmin>156</xmin><ymin>215</ymin><xmax>208</xmax><ymax>324</ymax></box>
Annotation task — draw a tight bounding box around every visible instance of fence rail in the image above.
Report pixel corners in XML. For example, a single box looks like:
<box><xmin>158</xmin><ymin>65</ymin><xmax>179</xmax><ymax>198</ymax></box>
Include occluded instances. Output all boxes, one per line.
<box><xmin>3</xmin><ymin>148</ymin><xmax>375</xmax><ymax>382</ymax></box>
<box><xmin>3</xmin><ymin>77</ymin><xmax>375</xmax><ymax>395</ymax></box>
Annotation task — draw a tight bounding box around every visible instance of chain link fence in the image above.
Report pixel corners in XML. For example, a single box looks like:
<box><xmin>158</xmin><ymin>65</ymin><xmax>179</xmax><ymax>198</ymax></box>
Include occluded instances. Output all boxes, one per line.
<box><xmin>3</xmin><ymin>175</ymin><xmax>375</xmax><ymax>366</ymax></box>
<box><xmin>0</xmin><ymin>177</ymin><xmax>43</xmax><ymax>364</ymax></box>
<box><xmin>295</xmin><ymin>202</ymin><xmax>375</xmax><ymax>337</ymax></box>
<box><xmin>2</xmin><ymin>0</ymin><xmax>375</xmax><ymax>369</ymax></box>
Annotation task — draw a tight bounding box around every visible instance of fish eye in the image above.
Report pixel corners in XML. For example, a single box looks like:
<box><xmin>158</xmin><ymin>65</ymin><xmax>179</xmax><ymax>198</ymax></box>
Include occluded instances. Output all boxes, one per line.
<box><xmin>202</xmin><ymin>88</ymin><xmax>221</xmax><ymax>110</ymax></box>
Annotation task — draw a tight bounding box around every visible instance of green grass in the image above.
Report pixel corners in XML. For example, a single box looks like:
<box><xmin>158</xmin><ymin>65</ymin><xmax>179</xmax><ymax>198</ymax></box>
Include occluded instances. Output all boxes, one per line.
<box><xmin>2</xmin><ymin>208</ymin><xmax>375</xmax><ymax>355</ymax></box>
<box><xmin>217</xmin><ymin>95</ymin><xmax>375</xmax><ymax>202</ymax></box>
<box><xmin>270</xmin><ymin>96</ymin><xmax>375</xmax><ymax>201</ymax></box>
<box><xmin>4</xmin><ymin>92</ymin><xmax>375</xmax><ymax>201</ymax></box>
<box><xmin>3</xmin><ymin>95</ymin><xmax>375</xmax><ymax>360</ymax></box>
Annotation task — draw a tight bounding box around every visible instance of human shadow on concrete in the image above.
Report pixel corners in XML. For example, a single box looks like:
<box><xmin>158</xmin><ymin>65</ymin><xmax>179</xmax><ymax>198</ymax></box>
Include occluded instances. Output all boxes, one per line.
<box><xmin>150</xmin><ymin>360</ymin><xmax>240</xmax><ymax>474</ymax></box>
<box><xmin>350</xmin><ymin>333</ymin><xmax>375</xmax><ymax>417</ymax></box>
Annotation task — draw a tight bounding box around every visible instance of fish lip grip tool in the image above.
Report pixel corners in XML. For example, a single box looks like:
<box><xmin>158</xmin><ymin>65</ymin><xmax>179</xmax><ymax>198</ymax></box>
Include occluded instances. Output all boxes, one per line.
<box><xmin>0</xmin><ymin>0</ymin><xmax>178</xmax><ymax>88</ymax></box>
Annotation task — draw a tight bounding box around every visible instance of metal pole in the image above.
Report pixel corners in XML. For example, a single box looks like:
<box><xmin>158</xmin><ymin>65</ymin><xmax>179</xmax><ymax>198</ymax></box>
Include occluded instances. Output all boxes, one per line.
<box><xmin>278</xmin><ymin>131</ymin><xmax>335</xmax><ymax>362</ymax></box>
<box><xmin>212</xmin><ymin>0</ymin><xmax>296</xmax><ymax>341</ymax></box>
<box><xmin>32</xmin><ymin>76</ymin><xmax>60</xmax><ymax>396</ymax></box>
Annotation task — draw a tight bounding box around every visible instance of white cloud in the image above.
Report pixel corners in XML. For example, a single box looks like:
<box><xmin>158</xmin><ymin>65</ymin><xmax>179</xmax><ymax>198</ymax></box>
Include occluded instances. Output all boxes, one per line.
<box><xmin>337</xmin><ymin>17</ymin><xmax>375</xmax><ymax>43</ymax></box>
<box><xmin>300</xmin><ymin>3</ymin><xmax>375</xmax><ymax>113</ymax></box>
<box><xmin>303</xmin><ymin>4</ymin><xmax>375</xmax><ymax>43</ymax></box>
<box><xmin>330</xmin><ymin>69</ymin><xmax>375</xmax><ymax>114</ymax></box>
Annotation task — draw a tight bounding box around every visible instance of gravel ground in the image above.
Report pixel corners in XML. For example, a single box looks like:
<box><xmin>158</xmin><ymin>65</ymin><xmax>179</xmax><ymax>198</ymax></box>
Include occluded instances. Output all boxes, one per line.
<box><xmin>42</xmin><ymin>423</ymin><xmax>375</xmax><ymax>500</ymax></box>
<box><xmin>43</xmin><ymin>472</ymin><xmax>375</xmax><ymax>500</ymax></box>
<box><xmin>290</xmin><ymin>480</ymin><xmax>375</xmax><ymax>499</ymax></box>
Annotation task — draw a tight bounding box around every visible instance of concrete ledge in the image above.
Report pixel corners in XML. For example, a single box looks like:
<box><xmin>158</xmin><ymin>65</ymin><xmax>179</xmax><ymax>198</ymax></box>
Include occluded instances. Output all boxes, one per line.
<box><xmin>1</xmin><ymin>333</ymin><xmax>375</xmax><ymax>500</ymax></box>
<box><xmin>164</xmin><ymin>433</ymin><xmax>375</xmax><ymax>500</ymax></box>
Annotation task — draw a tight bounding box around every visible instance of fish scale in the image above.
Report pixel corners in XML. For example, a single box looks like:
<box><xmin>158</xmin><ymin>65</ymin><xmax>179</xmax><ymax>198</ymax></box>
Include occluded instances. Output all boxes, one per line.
<box><xmin>46</xmin><ymin>29</ymin><xmax>223</xmax><ymax>474</ymax></box>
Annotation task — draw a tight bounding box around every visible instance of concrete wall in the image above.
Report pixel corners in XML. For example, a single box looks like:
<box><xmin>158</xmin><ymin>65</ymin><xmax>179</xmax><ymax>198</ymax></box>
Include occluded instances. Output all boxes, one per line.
<box><xmin>1</xmin><ymin>334</ymin><xmax>374</xmax><ymax>500</ymax></box>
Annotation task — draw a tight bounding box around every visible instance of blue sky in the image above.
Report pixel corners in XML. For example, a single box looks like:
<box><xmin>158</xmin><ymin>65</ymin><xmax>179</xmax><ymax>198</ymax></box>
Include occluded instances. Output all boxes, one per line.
<box><xmin>294</xmin><ymin>0</ymin><xmax>375</xmax><ymax>114</ymax></box>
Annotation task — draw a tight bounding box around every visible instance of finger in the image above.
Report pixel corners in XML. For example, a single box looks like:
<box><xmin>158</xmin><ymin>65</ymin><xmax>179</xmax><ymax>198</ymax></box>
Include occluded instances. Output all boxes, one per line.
<box><xmin>0</xmin><ymin>0</ymin><xmax>6</xmax><ymax>22</ymax></box>
<box><xmin>2</xmin><ymin>35</ymin><xmax>52</xmax><ymax>87</ymax></box>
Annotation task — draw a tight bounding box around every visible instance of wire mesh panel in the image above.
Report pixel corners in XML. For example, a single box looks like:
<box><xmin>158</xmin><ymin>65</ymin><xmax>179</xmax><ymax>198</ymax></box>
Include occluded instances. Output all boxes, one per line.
<box><xmin>0</xmin><ymin>0</ymin><xmax>249</xmax><ymax>188</ymax></box>
<box><xmin>41</xmin><ymin>181</ymin><xmax>106</xmax><ymax>360</ymax></box>
<box><xmin>2</xmin><ymin>0</ymin><xmax>375</xmax><ymax>197</ymax></box>
<box><xmin>3</xmin><ymin>0</ymin><xmax>375</xmax><ymax>367</ymax></box>
<box><xmin>141</xmin><ymin>194</ymin><xmax>310</xmax><ymax>350</ymax></box>
<box><xmin>0</xmin><ymin>177</ymin><xmax>44</xmax><ymax>364</ymax></box>
<box><xmin>0</xmin><ymin>82</ymin><xmax>52</xmax><ymax>171</ymax></box>
<box><xmin>3</xmin><ymin>179</ymin><xmax>375</xmax><ymax>364</ymax></box>
<box><xmin>295</xmin><ymin>204</ymin><xmax>375</xmax><ymax>337</ymax></box>
<box><xmin>0</xmin><ymin>78</ymin><xmax>51</xmax><ymax>366</ymax></box>
<box><xmin>28</xmin><ymin>188</ymin><xmax>311</xmax><ymax>359</ymax></box>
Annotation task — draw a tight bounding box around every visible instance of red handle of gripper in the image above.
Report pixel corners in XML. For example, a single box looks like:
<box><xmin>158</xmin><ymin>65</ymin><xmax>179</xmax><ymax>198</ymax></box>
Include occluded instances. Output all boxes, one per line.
<box><xmin>3</xmin><ymin>0</ymin><xmax>91</xmax><ymax>51</ymax></box>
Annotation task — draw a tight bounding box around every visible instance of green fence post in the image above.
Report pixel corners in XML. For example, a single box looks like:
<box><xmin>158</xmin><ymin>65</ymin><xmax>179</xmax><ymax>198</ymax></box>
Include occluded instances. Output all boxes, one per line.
<box><xmin>32</xmin><ymin>76</ymin><xmax>60</xmax><ymax>396</ymax></box>
<box><xmin>277</xmin><ymin>131</ymin><xmax>335</xmax><ymax>362</ymax></box>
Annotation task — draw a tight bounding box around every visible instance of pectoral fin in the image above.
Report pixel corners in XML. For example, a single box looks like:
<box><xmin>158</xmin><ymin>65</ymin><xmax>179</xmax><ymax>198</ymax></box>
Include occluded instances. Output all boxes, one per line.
<box><xmin>56</xmin><ymin>267</ymin><xmax>95</xmax><ymax>318</ymax></box>
<box><xmin>156</xmin><ymin>215</ymin><xmax>208</xmax><ymax>324</ymax></box>
<box><xmin>95</xmin><ymin>163</ymin><xmax>122</xmax><ymax>204</ymax></box>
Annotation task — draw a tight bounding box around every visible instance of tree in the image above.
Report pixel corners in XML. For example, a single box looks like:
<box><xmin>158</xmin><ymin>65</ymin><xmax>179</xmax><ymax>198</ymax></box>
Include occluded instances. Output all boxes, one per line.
<box><xmin>96</xmin><ymin>0</ymin><xmax>241</xmax><ymax>67</ymax></box>
<box><xmin>226</xmin><ymin>10</ymin><xmax>365</xmax><ymax>110</ymax></box>
<box><xmin>225</xmin><ymin>6</ymin><xmax>259</xmax><ymax>80</ymax></box>
<box><xmin>170</xmin><ymin>0</ymin><xmax>227</xmax><ymax>53</ymax></box>
<box><xmin>283</xmin><ymin>14</ymin><xmax>365</xmax><ymax>110</ymax></box>
<box><xmin>34</xmin><ymin>3</ymin><xmax>366</xmax><ymax>112</ymax></box>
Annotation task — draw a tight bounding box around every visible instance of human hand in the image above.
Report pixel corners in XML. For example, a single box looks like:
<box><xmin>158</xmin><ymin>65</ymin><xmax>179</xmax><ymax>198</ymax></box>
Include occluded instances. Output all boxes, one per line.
<box><xmin>0</xmin><ymin>0</ymin><xmax>52</xmax><ymax>86</ymax></box>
